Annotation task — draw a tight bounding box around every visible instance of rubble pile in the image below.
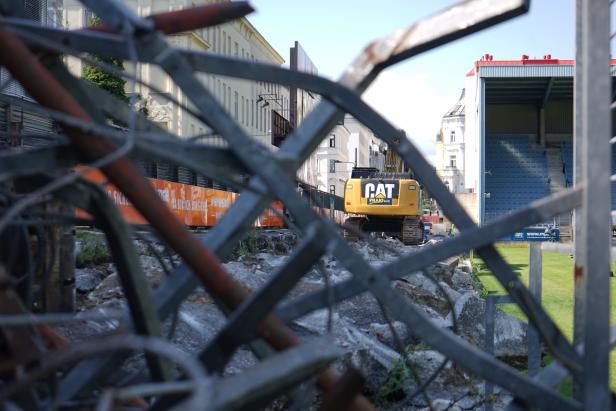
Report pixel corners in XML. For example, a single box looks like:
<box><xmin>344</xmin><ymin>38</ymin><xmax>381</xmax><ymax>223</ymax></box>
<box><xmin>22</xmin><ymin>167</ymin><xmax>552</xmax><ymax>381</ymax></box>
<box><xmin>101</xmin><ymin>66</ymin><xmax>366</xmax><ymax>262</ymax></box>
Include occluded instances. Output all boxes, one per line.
<box><xmin>69</xmin><ymin>230</ymin><xmax>527</xmax><ymax>410</ymax></box>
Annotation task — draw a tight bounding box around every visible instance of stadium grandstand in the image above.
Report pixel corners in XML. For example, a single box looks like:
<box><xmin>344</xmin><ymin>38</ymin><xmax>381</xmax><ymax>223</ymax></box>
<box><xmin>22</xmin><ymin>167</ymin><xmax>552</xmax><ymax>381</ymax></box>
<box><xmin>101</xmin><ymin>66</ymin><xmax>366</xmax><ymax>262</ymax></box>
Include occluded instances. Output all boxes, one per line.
<box><xmin>460</xmin><ymin>55</ymin><xmax>616</xmax><ymax>241</ymax></box>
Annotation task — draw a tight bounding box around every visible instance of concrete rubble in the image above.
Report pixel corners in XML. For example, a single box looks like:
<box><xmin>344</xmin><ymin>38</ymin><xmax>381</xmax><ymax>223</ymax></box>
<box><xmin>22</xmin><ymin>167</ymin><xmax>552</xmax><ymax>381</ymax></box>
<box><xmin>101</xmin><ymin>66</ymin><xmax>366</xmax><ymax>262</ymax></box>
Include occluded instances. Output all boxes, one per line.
<box><xmin>69</xmin><ymin>230</ymin><xmax>529</xmax><ymax>410</ymax></box>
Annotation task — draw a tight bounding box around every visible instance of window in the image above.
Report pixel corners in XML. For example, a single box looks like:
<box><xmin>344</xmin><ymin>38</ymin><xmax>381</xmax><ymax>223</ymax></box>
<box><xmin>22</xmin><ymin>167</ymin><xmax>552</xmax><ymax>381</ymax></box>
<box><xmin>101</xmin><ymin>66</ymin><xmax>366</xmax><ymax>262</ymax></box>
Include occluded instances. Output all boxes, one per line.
<box><xmin>241</xmin><ymin>96</ymin><xmax>245</xmax><ymax>124</ymax></box>
<box><xmin>450</xmin><ymin>130</ymin><xmax>456</xmax><ymax>143</ymax></box>
<box><xmin>266</xmin><ymin>108</ymin><xmax>270</xmax><ymax>132</ymax></box>
<box><xmin>222</xmin><ymin>31</ymin><xmax>226</xmax><ymax>54</ymax></box>
<box><xmin>329</xmin><ymin>159</ymin><xmax>336</xmax><ymax>173</ymax></box>
<box><xmin>234</xmin><ymin>42</ymin><xmax>238</xmax><ymax>57</ymax></box>
<box><xmin>329</xmin><ymin>134</ymin><xmax>336</xmax><ymax>148</ymax></box>
<box><xmin>234</xmin><ymin>92</ymin><xmax>238</xmax><ymax>118</ymax></box>
<box><xmin>330</xmin><ymin>185</ymin><xmax>335</xmax><ymax>195</ymax></box>
<box><xmin>449</xmin><ymin>155</ymin><xmax>456</xmax><ymax>168</ymax></box>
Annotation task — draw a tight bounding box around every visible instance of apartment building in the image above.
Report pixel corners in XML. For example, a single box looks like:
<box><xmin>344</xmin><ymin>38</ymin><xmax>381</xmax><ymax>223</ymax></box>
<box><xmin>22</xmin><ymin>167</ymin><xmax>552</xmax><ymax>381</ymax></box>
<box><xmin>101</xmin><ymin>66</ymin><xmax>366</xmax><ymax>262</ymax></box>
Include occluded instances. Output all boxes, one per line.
<box><xmin>63</xmin><ymin>0</ymin><xmax>289</xmax><ymax>150</ymax></box>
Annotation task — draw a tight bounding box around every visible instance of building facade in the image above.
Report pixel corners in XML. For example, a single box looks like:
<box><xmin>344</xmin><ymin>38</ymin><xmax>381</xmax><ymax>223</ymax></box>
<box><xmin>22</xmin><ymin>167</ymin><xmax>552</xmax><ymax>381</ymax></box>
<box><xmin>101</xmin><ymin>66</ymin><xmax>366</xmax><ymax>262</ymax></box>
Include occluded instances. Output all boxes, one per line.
<box><xmin>344</xmin><ymin>114</ymin><xmax>373</xmax><ymax>168</ymax></box>
<box><xmin>289</xmin><ymin>41</ymin><xmax>320</xmax><ymax>187</ymax></box>
<box><xmin>315</xmin><ymin>126</ymin><xmax>351</xmax><ymax>196</ymax></box>
<box><xmin>436</xmin><ymin>89</ymin><xmax>466</xmax><ymax>193</ymax></box>
<box><xmin>63</xmin><ymin>0</ymin><xmax>289</xmax><ymax>150</ymax></box>
<box><xmin>0</xmin><ymin>0</ymin><xmax>63</xmax><ymax>149</ymax></box>
<box><xmin>289</xmin><ymin>44</ymin><xmax>369</xmax><ymax>194</ymax></box>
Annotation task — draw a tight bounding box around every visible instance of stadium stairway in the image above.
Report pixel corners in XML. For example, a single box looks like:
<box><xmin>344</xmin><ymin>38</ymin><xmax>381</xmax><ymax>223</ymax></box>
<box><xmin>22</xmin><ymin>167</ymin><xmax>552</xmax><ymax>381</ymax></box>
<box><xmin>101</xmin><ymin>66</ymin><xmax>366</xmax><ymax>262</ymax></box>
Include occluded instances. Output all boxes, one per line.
<box><xmin>547</xmin><ymin>146</ymin><xmax>572</xmax><ymax>241</ymax></box>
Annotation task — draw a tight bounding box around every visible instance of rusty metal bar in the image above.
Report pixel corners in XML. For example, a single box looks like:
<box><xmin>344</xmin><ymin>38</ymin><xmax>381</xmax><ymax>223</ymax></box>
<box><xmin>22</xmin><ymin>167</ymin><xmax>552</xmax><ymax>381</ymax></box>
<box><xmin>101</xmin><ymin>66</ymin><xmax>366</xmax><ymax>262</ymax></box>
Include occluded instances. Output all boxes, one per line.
<box><xmin>85</xmin><ymin>2</ymin><xmax>254</xmax><ymax>35</ymax></box>
<box><xmin>318</xmin><ymin>367</ymin><xmax>366</xmax><ymax>411</ymax></box>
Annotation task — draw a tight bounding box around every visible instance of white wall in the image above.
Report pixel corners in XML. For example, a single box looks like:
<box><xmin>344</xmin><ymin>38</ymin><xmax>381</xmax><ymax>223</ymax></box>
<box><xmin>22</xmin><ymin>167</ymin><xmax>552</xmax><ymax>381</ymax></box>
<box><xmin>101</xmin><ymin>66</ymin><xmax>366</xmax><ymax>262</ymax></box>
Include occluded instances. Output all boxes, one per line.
<box><xmin>345</xmin><ymin>115</ymin><xmax>374</xmax><ymax>168</ymax></box>
<box><xmin>315</xmin><ymin>125</ymin><xmax>351</xmax><ymax>196</ymax></box>
<box><xmin>464</xmin><ymin>72</ymin><xmax>481</xmax><ymax>195</ymax></box>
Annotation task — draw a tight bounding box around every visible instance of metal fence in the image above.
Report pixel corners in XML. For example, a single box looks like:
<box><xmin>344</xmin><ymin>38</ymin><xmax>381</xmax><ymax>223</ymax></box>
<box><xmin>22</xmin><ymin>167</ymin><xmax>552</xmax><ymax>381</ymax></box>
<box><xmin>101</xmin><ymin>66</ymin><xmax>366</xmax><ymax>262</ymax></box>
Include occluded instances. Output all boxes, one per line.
<box><xmin>0</xmin><ymin>0</ymin><xmax>612</xmax><ymax>410</ymax></box>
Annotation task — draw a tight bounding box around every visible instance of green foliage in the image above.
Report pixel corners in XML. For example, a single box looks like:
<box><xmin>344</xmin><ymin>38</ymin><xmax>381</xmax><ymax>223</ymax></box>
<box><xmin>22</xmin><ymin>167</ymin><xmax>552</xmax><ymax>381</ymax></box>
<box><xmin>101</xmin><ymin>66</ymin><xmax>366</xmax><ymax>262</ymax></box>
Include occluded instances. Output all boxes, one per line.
<box><xmin>82</xmin><ymin>15</ymin><xmax>129</xmax><ymax>104</ymax></box>
<box><xmin>76</xmin><ymin>231</ymin><xmax>111</xmax><ymax>267</ymax></box>
<box><xmin>375</xmin><ymin>348</ymin><xmax>415</xmax><ymax>406</ymax></box>
<box><xmin>470</xmin><ymin>258</ymin><xmax>489</xmax><ymax>298</ymax></box>
<box><xmin>236</xmin><ymin>228</ymin><xmax>259</xmax><ymax>257</ymax></box>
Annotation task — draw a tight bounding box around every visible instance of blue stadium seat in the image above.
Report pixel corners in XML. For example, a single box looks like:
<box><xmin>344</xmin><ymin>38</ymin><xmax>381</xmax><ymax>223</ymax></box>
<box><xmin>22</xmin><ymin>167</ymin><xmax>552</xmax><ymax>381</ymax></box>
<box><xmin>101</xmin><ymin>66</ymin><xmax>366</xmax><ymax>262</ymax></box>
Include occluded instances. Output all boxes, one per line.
<box><xmin>485</xmin><ymin>134</ymin><xmax>550</xmax><ymax>222</ymax></box>
<box><xmin>561</xmin><ymin>142</ymin><xmax>616</xmax><ymax>209</ymax></box>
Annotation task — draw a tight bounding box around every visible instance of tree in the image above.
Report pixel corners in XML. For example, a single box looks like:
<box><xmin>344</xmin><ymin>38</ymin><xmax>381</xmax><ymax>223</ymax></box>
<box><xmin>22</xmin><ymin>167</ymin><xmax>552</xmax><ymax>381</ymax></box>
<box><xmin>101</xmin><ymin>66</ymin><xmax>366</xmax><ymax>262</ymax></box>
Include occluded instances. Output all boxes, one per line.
<box><xmin>82</xmin><ymin>15</ymin><xmax>129</xmax><ymax>104</ymax></box>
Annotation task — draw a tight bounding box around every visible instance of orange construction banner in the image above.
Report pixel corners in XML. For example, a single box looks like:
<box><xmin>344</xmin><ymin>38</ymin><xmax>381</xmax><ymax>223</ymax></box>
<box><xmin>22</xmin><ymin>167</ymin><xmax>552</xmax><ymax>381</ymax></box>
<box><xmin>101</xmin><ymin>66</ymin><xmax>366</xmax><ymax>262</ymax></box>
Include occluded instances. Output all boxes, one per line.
<box><xmin>75</xmin><ymin>168</ymin><xmax>283</xmax><ymax>227</ymax></box>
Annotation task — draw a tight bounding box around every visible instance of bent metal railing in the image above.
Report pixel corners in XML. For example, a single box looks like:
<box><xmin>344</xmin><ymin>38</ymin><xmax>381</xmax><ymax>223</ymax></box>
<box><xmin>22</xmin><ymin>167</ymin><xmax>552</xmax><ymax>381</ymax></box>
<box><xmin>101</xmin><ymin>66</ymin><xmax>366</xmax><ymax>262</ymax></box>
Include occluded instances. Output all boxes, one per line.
<box><xmin>0</xmin><ymin>0</ymin><xmax>611</xmax><ymax>409</ymax></box>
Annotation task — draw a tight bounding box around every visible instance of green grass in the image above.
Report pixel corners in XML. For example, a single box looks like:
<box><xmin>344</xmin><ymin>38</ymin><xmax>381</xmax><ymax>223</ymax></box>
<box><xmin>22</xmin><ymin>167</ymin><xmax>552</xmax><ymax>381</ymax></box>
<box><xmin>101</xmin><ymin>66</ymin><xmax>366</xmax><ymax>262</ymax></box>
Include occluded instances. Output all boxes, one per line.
<box><xmin>472</xmin><ymin>243</ymin><xmax>616</xmax><ymax>392</ymax></box>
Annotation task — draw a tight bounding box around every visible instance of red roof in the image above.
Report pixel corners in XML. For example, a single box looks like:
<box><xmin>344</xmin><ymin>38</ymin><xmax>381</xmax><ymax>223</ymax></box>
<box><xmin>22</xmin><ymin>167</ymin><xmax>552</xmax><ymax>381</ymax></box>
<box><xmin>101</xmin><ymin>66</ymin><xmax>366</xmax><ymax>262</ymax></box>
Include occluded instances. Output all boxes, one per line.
<box><xmin>466</xmin><ymin>57</ymin><xmax>616</xmax><ymax>77</ymax></box>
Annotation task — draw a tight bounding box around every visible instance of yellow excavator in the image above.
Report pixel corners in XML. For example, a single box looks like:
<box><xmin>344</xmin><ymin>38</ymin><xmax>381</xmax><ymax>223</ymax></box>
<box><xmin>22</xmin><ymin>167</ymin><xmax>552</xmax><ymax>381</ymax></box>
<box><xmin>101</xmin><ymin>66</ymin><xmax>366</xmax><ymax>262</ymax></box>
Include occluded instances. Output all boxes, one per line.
<box><xmin>343</xmin><ymin>167</ymin><xmax>424</xmax><ymax>245</ymax></box>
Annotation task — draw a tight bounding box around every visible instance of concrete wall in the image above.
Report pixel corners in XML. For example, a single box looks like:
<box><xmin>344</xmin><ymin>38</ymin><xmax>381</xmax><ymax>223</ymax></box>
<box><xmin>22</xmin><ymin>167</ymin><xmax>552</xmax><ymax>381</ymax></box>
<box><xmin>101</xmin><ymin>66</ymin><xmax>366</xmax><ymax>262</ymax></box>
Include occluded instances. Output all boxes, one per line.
<box><xmin>485</xmin><ymin>104</ymin><xmax>537</xmax><ymax>135</ymax></box>
<box><xmin>454</xmin><ymin>192</ymin><xmax>479</xmax><ymax>224</ymax></box>
<box><xmin>464</xmin><ymin>73</ymin><xmax>481</xmax><ymax>197</ymax></box>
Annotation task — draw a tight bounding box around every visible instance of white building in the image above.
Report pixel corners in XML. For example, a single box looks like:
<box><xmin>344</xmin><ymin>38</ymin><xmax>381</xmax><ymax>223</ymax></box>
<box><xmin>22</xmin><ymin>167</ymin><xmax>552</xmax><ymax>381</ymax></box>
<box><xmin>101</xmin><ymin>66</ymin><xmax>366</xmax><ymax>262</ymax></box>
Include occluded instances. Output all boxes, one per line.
<box><xmin>344</xmin><ymin>114</ymin><xmax>374</xmax><ymax>169</ymax></box>
<box><xmin>436</xmin><ymin>89</ymin><xmax>466</xmax><ymax>193</ymax></box>
<box><xmin>315</xmin><ymin>126</ymin><xmax>351</xmax><ymax>196</ymax></box>
<box><xmin>63</xmin><ymin>0</ymin><xmax>289</xmax><ymax>150</ymax></box>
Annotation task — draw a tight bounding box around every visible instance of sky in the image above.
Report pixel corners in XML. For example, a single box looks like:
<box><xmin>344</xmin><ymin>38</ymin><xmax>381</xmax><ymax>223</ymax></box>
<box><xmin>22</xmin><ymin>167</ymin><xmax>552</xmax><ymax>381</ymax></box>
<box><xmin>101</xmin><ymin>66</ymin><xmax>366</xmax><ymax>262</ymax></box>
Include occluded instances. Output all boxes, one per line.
<box><xmin>247</xmin><ymin>0</ymin><xmax>576</xmax><ymax>163</ymax></box>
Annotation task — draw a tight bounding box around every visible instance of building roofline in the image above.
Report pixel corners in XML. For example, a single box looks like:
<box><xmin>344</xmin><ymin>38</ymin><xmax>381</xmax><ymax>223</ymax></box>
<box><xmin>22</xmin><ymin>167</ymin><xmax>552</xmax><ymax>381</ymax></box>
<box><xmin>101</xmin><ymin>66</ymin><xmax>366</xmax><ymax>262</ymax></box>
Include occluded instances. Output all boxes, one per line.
<box><xmin>466</xmin><ymin>57</ymin><xmax>616</xmax><ymax>77</ymax></box>
<box><xmin>242</xmin><ymin>18</ymin><xmax>284</xmax><ymax>64</ymax></box>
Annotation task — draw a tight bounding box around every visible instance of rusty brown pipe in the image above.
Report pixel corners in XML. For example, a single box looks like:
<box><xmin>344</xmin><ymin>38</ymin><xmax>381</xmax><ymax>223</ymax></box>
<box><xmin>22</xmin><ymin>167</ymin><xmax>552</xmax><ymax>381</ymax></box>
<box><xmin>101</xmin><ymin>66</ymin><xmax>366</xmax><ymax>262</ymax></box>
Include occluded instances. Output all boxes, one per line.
<box><xmin>85</xmin><ymin>2</ymin><xmax>254</xmax><ymax>35</ymax></box>
<box><xmin>0</xmin><ymin>22</ymin><xmax>374</xmax><ymax>411</ymax></box>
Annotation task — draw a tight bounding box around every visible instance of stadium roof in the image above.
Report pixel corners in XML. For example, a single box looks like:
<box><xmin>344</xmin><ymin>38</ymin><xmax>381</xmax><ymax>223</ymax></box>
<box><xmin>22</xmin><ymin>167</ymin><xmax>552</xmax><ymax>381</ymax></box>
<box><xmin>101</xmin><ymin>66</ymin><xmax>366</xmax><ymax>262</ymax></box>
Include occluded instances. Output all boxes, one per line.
<box><xmin>466</xmin><ymin>56</ymin><xmax>616</xmax><ymax>104</ymax></box>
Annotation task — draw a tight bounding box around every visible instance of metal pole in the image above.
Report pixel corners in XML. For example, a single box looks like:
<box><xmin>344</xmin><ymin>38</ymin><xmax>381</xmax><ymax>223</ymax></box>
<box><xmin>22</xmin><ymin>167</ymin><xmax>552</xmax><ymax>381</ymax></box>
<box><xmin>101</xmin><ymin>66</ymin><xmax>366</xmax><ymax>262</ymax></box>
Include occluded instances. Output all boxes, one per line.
<box><xmin>572</xmin><ymin>0</ymin><xmax>585</xmax><ymax>399</ymax></box>
<box><xmin>573</xmin><ymin>0</ymin><xmax>584</xmax><ymax>350</ymax></box>
<box><xmin>528</xmin><ymin>243</ymin><xmax>542</xmax><ymax>377</ymax></box>
<box><xmin>580</xmin><ymin>0</ymin><xmax>612</xmax><ymax>408</ymax></box>
<box><xmin>483</xmin><ymin>295</ymin><xmax>495</xmax><ymax>411</ymax></box>
<box><xmin>479</xmin><ymin>78</ymin><xmax>486</xmax><ymax>225</ymax></box>
<box><xmin>58</xmin><ymin>224</ymin><xmax>76</xmax><ymax>313</ymax></box>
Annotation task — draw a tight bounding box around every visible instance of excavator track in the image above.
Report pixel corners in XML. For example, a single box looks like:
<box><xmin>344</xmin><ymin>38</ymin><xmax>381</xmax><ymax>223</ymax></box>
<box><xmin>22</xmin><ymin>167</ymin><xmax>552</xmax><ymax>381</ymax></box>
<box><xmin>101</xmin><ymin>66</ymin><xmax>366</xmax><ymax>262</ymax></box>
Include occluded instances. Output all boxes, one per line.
<box><xmin>401</xmin><ymin>215</ymin><xmax>424</xmax><ymax>245</ymax></box>
<box><xmin>343</xmin><ymin>217</ymin><xmax>365</xmax><ymax>242</ymax></box>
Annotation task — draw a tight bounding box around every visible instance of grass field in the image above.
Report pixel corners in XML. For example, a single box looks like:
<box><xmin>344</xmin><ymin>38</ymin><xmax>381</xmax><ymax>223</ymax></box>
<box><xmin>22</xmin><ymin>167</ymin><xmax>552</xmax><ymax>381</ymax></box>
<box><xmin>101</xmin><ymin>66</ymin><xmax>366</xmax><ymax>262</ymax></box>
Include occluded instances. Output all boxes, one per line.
<box><xmin>472</xmin><ymin>243</ymin><xmax>616</xmax><ymax>391</ymax></box>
